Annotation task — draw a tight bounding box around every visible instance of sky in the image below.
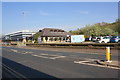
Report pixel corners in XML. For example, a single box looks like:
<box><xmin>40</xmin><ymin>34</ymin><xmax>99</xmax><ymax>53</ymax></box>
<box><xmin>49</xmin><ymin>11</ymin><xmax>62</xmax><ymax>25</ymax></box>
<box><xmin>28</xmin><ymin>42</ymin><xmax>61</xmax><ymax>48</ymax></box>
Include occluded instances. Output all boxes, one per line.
<box><xmin>0</xmin><ymin>2</ymin><xmax>2</xmax><ymax>36</ymax></box>
<box><xmin>2</xmin><ymin>2</ymin><xmax>118</xmax><ymax>35</ymax></box>
<box><xmin>1</xmin><ymin>0</ymin><xmax>120</xmax><ymax>2</ymax></box>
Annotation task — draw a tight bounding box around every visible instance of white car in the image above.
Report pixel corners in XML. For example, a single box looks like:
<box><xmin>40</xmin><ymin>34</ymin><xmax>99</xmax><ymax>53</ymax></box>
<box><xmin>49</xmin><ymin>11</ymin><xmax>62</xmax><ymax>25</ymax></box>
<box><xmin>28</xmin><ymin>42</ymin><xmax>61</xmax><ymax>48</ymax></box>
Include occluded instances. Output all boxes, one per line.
<box><xmin>96</xmin><ymin>36</ymin><xmax>111</xmax><ymax>43</ymax></box>
<box><xmin>92</xmin><ymin>37</ymin><xmax>98</xmax><ymax>42</ymax></box>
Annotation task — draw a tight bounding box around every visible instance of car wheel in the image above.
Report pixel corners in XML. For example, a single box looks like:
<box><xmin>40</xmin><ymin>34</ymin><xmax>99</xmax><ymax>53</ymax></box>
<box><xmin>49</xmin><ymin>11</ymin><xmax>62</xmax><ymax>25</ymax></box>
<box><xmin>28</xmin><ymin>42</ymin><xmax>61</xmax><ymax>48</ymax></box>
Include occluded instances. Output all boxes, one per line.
<box><xmin>101</xmin><ymin>41</ymin><xmax>105</xmax><ymax>43</ymax></box>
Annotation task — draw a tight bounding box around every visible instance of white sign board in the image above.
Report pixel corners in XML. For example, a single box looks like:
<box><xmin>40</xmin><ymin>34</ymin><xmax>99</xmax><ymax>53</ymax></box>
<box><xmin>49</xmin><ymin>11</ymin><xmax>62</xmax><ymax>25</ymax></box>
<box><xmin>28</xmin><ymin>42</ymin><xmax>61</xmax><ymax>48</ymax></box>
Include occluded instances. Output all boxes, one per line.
<box><xmin>71</xmin><ymin>35</ymin><xmax>85</xmax><ymax>43</ymax></box>
<box><xmin>38</xmin><ymin>37</ymin><xmax>42</xmax><ymax>43</ymax></box>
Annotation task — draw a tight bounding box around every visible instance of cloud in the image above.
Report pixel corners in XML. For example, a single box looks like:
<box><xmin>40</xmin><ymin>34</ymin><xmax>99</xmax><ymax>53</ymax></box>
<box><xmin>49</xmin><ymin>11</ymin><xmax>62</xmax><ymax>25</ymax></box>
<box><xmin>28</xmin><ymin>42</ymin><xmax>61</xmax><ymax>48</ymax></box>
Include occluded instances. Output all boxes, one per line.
<box><xmin>39</xmin><ymin>10</ymin><xmax>50</xmax><ymax>16</ymax></box>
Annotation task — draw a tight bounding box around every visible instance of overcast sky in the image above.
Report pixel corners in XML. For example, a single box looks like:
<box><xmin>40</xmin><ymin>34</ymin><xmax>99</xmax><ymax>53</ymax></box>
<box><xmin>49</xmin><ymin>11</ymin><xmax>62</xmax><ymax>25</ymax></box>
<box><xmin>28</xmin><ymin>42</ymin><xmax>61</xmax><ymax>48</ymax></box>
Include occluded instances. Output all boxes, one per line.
<box><xmin>1</xmin><ymin>1</ymin><xmax>118</xmax><ymax>35</ymax></box>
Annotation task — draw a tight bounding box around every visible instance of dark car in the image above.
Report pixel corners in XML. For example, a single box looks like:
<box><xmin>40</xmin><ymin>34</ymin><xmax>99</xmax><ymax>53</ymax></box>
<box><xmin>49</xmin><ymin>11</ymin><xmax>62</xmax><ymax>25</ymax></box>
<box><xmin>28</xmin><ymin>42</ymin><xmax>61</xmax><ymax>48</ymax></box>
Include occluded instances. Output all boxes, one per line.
<box><xmin>110</xmin><ymin>36</ymin><xmax>120</xmax><ymax>43</ymax></box>
<box><xmin>85</xmin><ymin>38</ymin><xmax>91</xmax><ymax>41</ymax></box>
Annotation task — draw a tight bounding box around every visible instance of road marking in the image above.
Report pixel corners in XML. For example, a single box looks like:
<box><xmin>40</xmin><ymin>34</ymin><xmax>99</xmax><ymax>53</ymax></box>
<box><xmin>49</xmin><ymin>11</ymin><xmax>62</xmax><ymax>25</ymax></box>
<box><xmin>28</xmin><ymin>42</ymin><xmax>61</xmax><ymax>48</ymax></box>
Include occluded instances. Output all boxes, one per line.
<box><xmin>21</xmin><ymin>51</ymin><xmax>33</xmax><ymax>54</ymax></box>
<box><xmin>40</xmin><ymin>53</ymin><xmax>49</xmax><ymax>55</ymax></box>
<box><xmin>11</xmin><ymin>49</ymin><xmax>17</xmax><ymax>52</ymax></box>
<box><xmin>74</xmin><ymin>61</ymin><xmax>120</xmax><ymax>70</ymax></box>
<box><xmin>49</xmin><ymin>56</ymin><xmax>66</xmax><ymax>59</ymax></box>
<box><xmin>74</xmin><ymin>61</ymin><xmax>90</xmax><ymax>63</ymax></box>
<box><xmin>10</xmin><ymin>49</ymin><xmax>33</xmax><ymax>55</ymax></box>
<box><xmin>25</xmin><ymin>52</ymin><xmax>33</xmax><ymax>54</ymax></box>
<box><xmin>32</xmin><ymin>54</ymin><xmax>49</xmax><ymax>59</ymax></box>
<box><xmin>32</xmin><ymin>54</ymin><xmax>66</xmax><ymax>60</ymax></box>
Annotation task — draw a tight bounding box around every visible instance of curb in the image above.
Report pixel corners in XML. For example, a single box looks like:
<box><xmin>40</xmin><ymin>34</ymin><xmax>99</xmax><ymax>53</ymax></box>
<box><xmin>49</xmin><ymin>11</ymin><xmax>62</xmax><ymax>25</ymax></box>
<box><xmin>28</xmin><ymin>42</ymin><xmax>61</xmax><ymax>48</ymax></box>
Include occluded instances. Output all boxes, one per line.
<box><xmin>96</xmin><ymin>60</ymin><xmax>120</xmax><ymax>68</ymax></box>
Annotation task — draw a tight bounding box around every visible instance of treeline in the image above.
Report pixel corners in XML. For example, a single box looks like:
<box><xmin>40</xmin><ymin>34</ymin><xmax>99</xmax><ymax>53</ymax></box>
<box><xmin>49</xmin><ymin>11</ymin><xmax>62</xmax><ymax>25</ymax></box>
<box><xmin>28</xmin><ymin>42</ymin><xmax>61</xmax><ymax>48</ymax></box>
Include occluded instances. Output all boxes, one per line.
<box><xmin>69</xmin><ymin>20</ymin><xmax>120</xmax><ymax>37</ymax></box>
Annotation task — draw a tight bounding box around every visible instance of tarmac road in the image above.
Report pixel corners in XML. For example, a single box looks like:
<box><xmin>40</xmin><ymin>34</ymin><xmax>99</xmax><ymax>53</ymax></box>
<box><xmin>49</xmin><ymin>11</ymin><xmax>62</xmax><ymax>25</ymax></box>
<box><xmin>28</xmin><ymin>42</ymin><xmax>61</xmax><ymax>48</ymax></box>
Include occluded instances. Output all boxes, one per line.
<box><xmin>1</xmin><ymin>46</ymin><xmax>119</xmax><ymax>79</ymax></box>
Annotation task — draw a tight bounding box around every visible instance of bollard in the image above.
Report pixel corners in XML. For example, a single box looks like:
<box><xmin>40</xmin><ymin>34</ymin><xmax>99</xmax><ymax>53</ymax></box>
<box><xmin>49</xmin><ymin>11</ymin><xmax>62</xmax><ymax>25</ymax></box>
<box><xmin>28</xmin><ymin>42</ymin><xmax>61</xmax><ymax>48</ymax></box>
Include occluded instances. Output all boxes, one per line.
<box><xmin>106</xmin><ymin>47</ymin><xmax>111</xmax><ymax>62</ymax></box>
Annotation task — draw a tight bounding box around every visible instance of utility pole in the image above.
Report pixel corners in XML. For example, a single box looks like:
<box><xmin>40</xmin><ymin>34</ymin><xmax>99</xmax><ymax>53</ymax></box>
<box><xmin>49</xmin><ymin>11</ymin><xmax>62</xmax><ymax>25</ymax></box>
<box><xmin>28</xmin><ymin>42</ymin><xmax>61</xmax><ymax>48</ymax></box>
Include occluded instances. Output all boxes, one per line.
<box><xmin>22</xmin><ymin>11</ymin><xmax>27</xmax><ymax>46</ymax></box>
<box><xmin>22</xmin><ymin>11</ymin><xmax>26</xmax><ymax>27</ymax></box>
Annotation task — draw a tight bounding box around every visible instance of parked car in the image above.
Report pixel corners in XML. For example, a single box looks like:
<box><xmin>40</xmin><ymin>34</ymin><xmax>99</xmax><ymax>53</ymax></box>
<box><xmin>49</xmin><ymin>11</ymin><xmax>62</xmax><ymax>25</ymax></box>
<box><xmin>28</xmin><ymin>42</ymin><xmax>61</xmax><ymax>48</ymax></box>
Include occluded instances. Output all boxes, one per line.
<box><xmin>85</xmin><ymin>38</ymin><xmax>91</xmax><ymax>41</ymax></box>
<box><xmin>92</xmin><ymin>37</ymin><xmax>98</xmax><ymax>42</ymax></box>
<box><xmin>110</xmin><ymin>36</ymin><xmax>120</xmax><ymax>43</ymax></box>
<box><xmin>96</xmin><ymin>36</ymin><xmax>112</xmax><ymax>43</ymax></box>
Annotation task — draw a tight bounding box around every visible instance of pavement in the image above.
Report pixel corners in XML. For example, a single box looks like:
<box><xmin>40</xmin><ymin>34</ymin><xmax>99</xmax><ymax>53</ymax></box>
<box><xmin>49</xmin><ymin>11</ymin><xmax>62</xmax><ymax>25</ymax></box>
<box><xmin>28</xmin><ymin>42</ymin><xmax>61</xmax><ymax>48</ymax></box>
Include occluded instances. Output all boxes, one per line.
<box><xmin>96</xmin><ymin>60</ymin><xmax>119</xmax><ymax>68</ymax></box>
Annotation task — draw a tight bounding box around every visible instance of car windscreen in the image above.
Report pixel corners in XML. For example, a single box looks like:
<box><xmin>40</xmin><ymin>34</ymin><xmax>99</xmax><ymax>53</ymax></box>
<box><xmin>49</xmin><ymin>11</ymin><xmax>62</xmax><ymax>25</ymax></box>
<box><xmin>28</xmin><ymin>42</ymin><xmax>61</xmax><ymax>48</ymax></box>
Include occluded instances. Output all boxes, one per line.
<box><xmin>112</xmin><ymin>36</ymin><xmax>117</xmax><ymax>38</ymax></box>
<box><xmin>103</xmin><ymin>37</ymin><xmax>110</xmax><ymax>39</ymax></box>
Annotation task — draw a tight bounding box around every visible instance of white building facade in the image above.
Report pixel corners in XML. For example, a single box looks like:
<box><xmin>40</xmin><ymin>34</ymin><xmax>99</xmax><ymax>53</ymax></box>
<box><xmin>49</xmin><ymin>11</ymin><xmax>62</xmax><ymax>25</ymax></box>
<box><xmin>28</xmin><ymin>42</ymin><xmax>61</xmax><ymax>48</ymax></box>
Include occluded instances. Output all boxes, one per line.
<box><xmin>4</xmin><ymin>30</ymin><xmax>36</xmax><ymax>41</ymax></box>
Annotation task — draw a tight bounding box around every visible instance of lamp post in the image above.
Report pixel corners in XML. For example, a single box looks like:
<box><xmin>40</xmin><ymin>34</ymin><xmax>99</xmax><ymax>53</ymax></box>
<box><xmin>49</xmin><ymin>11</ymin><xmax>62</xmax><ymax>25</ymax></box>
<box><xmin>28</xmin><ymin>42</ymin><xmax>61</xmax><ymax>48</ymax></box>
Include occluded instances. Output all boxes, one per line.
<box><xmin>22</xmin><ymin>11</ymin><xmax>26</xmax><ymax>28</ymax></box>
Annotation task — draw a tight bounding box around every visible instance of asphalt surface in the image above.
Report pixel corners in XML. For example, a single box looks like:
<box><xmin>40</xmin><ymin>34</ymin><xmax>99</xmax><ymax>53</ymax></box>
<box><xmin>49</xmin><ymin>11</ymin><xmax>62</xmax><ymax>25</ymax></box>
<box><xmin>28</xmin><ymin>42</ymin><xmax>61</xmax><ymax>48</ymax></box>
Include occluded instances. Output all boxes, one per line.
<box><xmin>1</xmin><ymin>46</ymin><xmax>119</xmax><ymax>79</ymax></box>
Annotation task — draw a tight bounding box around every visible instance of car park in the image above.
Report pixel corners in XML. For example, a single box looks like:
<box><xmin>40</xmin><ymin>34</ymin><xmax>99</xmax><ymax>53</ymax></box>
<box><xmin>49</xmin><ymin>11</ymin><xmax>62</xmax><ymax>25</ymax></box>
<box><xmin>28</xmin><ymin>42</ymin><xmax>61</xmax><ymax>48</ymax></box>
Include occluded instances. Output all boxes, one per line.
<box><xmin>110</xmin><ymin>36</ymin><xmax>120</xmax><ymax>43</ymax></box>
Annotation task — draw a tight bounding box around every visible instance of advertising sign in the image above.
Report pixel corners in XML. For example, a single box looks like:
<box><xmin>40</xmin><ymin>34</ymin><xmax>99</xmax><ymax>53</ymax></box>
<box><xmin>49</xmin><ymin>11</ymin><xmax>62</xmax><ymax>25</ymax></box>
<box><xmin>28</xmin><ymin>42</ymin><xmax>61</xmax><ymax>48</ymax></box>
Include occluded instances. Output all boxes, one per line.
<box><xmin>71</xmin><ymin>35</ymin><xmax>85</xmax><ymax>43</ymax></box>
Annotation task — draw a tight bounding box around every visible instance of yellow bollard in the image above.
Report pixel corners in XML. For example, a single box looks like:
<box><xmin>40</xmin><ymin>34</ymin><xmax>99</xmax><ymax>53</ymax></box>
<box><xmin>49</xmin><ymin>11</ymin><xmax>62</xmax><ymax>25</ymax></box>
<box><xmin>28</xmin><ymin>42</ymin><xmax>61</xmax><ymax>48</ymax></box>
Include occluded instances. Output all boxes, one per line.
<box><xmin>106</xmin><ymin>47</ymin><xmax>111</xmax><ymax>62</ymax></box>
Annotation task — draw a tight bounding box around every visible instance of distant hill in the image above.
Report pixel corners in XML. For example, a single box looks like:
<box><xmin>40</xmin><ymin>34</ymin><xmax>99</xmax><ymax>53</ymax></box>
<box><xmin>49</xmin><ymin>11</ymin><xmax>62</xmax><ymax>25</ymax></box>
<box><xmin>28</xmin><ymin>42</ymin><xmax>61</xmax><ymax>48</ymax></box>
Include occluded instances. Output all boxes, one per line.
<box><xmin>69</xmin><ymin>21</ymin><xmax>120</xmax><ymax>37</ymax></box>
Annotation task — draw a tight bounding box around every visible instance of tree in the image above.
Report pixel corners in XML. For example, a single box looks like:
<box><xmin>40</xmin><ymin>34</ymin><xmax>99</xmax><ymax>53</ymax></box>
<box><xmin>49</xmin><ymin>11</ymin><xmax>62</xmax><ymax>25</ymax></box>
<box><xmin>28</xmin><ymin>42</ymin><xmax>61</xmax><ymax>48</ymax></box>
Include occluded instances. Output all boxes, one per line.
<box><xmin>33</xmin><ymin>32</ymin><xmax>40</xmax><ymax>43</ymax></box>
<box><xmin>69</xmin><ymin>21</ymin><xmax>119</xmax><ymax>37</ymax></box>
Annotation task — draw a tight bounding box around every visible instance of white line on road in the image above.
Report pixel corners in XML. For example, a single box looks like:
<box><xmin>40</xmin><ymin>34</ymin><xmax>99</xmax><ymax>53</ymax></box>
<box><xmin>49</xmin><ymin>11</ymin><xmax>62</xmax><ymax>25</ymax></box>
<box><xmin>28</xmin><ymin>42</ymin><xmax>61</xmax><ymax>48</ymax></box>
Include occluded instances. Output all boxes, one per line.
<box><xmin>32</xmin><ymin>54</ymin><xmax>49</xmax><ymax>59</ymax></box>
<box><xmin>21</xmin><ymin>51</ymin><xmax>33</xmax><ymax>54</ymax></box>
<box><xmin>11</xmin><ymin>49</ymin><xmax>33</xmax><ymax>55</ymax></box>
<box><xmin>32</xmin><ymin>54</ymin><xmax>66</xmax><ymax>60</ymax></box>
<box><xmin>25</xmin><ymin>52</ymin><xmax>33</xmax><ymax>54</ymax></box>
<box><xmin>40</xmin><ymin>53</ymin><xmax>49</xmax><ymax>55</ymax></box>
<box><xmin>49</xmin><ymin>56</ymin><xmax>66</xmax><ymax>60</ymax></box>
<box><xmin>11</xmin><ymin>49</ymin><xmax>17</xmax><ymax>52</ymax></box>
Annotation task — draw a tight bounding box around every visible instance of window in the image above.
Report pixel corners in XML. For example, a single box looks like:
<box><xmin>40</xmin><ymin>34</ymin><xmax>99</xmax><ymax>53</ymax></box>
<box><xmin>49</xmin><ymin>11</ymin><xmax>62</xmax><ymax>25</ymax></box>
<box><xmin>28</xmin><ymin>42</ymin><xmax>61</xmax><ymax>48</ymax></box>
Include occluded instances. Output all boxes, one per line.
<box><xmin>59</xmin><ymin>37</ymin><xmax>62</xmax><ymax>41</ymax></box>
<box><xmin>50</xmin><ymin>30</ymin><xmax>53</xmax><ymax>32</ymax></box>
<box><xmin>54</xmin><ymin>30</ymin><xmax>57</xmax><ymax>32</ymax></box>
<box><xmin>49</xmin><ymin>37</ymin><xmax>53</xmax><ymax>41</ymax></box>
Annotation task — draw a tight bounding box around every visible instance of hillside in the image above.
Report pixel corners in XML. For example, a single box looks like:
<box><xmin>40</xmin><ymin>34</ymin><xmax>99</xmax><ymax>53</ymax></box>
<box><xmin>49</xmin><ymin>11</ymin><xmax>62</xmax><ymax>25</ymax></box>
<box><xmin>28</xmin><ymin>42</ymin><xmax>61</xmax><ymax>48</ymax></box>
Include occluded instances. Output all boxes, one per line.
<box><xmin>69</xmin><ymin>21</ymin><xmax>120</xmax><ymax>37</ymax></box>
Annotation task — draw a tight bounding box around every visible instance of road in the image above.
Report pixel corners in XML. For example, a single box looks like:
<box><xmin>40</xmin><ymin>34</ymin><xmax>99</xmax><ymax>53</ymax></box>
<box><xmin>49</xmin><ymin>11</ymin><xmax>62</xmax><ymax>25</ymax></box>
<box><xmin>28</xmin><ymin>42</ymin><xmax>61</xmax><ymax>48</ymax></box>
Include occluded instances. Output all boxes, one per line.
<box><xmin>1</xmin><ymin>46</ymin><xmax>119</xmax><ymax>79</ymax></box>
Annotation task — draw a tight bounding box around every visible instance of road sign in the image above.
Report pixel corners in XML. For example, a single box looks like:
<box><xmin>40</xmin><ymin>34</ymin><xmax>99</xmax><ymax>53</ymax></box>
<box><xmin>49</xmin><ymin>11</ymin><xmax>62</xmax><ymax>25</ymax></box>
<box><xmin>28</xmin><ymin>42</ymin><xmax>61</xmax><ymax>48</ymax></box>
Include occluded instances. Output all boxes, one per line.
<box><xmin>38</xmin><ymin>37</ymin><xmax>42</xmax><ymax>43</ymax></box>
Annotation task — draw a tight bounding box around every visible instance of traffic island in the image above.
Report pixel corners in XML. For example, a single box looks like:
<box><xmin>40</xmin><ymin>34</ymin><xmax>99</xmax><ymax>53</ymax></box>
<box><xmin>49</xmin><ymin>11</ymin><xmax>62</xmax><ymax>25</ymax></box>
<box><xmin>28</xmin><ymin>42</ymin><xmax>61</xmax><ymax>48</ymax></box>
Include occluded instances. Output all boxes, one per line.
<box><xmin>96</xmin><ymin>60</ymin><xmax>119</xmax><ymax>68</ymax></box>
<box><xmin>96</xmin><ymin>47</ymin><xmax>120</xmax><ymax>68</ymax></box>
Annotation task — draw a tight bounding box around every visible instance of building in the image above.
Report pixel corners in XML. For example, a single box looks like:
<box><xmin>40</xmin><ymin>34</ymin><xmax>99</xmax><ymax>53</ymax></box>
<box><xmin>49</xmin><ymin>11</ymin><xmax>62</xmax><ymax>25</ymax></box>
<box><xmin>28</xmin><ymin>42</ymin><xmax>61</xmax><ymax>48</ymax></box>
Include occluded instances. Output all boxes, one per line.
<box><xmin>3</xmin><ymin>30</ymin><xmax>36</xmax><ymax>42</ymax></box>
<box><xmin>39</xmin><ymin>28</ymin><xmax>71</xmax><ymax>43</ymax></box>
